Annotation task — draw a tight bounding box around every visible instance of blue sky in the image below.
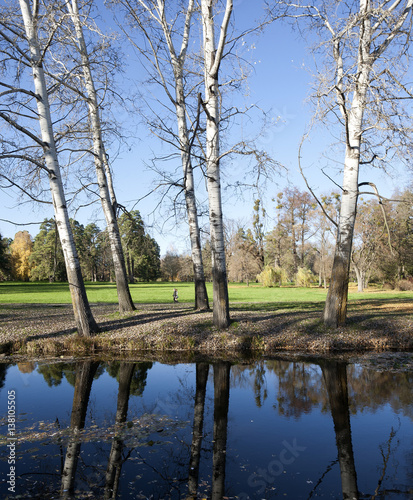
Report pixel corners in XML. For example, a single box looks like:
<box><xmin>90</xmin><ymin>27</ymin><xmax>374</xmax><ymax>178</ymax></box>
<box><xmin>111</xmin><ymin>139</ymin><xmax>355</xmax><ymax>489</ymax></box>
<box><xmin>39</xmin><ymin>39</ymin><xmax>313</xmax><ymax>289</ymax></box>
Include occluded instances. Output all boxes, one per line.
<box><xmin>1</xmin><ymin>1</ymin><xmax>410</xmax><ymax>255</ymax></box>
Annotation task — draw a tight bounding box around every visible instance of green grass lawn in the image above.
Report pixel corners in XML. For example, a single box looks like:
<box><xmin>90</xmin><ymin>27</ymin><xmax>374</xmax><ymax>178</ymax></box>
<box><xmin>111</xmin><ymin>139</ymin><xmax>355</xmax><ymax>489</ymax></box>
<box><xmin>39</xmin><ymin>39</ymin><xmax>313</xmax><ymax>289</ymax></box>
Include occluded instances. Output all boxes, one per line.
<box><xmin>0</xmin><ymin>280</ymin><xmax>412</xmax><ymax>305</ymax></box>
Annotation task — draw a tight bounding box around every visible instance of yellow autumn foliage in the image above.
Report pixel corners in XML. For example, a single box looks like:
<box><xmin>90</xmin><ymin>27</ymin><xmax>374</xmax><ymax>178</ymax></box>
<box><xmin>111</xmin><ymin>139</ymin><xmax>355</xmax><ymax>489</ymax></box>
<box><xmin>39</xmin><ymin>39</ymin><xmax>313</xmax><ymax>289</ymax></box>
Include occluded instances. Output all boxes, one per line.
<box><xmin>10</xmin><ymin>231</ymin><xmax>33</xmax><ymax>281</ymax></box>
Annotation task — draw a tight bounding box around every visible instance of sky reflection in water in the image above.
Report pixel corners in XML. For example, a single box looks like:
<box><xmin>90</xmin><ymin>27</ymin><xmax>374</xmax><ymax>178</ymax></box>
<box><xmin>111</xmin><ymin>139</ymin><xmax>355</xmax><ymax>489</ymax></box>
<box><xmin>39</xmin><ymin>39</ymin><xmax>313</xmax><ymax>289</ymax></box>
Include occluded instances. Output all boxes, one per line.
<box><xmin>0</xmin><ymin>356</ymin><xmax>412</xmax><ymax>499</ymax></box>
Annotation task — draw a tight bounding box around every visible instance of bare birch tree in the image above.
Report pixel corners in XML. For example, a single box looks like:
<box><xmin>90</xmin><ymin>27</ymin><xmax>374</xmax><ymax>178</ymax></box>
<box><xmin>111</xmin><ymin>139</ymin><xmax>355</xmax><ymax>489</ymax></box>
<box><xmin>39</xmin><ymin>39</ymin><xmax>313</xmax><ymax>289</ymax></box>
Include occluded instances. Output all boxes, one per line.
<box><xmin>201</xmin><ymin>0</ymin><xmax>233</xmax><ymax>328</ymax></box>
<box><xmin>0</xmin><ymin>0</ymin><xmax>99</xmax><ymax>335</ymax></box>
<box><xmin>64</xmin><ymin>0</ymin><xmax>135</xmax><ymax>312</ymax></box>
<box><xmin>108</xmin><ymin>0</ymin><xmax>210</xmax><ymax>311</ymax></box>
<box><xmin>271</xmin><ymin>0</ymin><xmax>413</xmax><ymax>326</ymax></box>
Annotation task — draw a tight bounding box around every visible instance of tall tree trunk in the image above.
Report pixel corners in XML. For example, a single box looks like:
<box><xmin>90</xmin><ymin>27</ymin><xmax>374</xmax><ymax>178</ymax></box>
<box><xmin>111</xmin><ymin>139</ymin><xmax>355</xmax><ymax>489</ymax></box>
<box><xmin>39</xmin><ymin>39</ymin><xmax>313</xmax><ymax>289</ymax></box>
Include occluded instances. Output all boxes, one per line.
<box><xmin>324</xmin><ymin>147</ymin><xmax>362</xmax><ymax>326</ymax></box>
<box><xmin>321</xmin><ymin>361</ymin><xmax>359</xmax><ymax>500</ymax></box>
<box><xmin>19</xmin><ymin>0</ymin><xmax>98</xmax><ymax>336</ymax></box>
<box><xmin>160</xmin><ymin>0</ymin><xmax>209</xmax><ymax>311</ymax></box>
<box><xmin>201</xmin><ymin>0</ymin><xmax>232</xmax><ymax>329</ymax></box>
<box><xmin>126</xmin><ymin>1</ymin><xmax>208</xmax><ymax>310</ymax></box>
<box><xmin>176</xmin><ymin>90</ymin><xmax>209</xmax><ymax>311</ymax></box>
<box><xmin>353</xmin><ymin>262</ymin><xmax>365</xmax><ymax>293</ymax></box>
<box><xmin>212</xmin><ymin>362</ymin><xmax>230</xmax><ymax>500</ymax></box>
<box><xmin>103</xmin><ymin>153</ymin><xmax>118</xmax><ymax>214</ymax></box>
<box><xmin>291</xmin><ymin>219</ymin><xmax>300</xmax><ymax>273</ymax></box>
<box><xmin>105</xmin><ymin>362</ymin><xmax>136</xmax><ymax>499</ymax></box>
<box><xmin>52</xmin><ymin>218</ymin><xmax>58</xmax><ymax>282</ymax></box>
<box><xmin>67</xmin><ymin>0</ymin><xmax>135</xmax><ymax>313</ymax></box>
<box><xmin>324</xmin><ymin>0</ymin><xmax>371</xmax><ymax>327</ymax></box>
<box><xmin>126</xmin><ymin>249</ymin><xmax>133</xmax><ymax>283</ymax></box>
<box><xmin>188</xmin><ymin>363</ymin><xmax>209</xmax><ymax>498</ymax></box>
<box><xmin>300</xmin><ymin>219</ymin><xmax>305</xmax><ymax>266</ymax></box>
<box><xmin>61</xmin><ymin>361</ymin><xmax>99</xmax><ymax>498</ymax></box>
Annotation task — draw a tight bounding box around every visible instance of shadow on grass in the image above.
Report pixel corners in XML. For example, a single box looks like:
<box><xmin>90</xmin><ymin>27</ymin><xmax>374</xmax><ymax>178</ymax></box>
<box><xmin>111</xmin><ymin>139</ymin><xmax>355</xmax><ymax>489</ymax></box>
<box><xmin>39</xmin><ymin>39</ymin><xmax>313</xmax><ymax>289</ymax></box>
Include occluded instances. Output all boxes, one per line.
<box><xmin>346</xmin><ymin>298</ymin><xmax>413</xmax><ymax>328</ymax></box>
<box><xmin>97</xmin><ymin>305</ymin><xmax>197</xmax><ymax>333</ymax></box>
<box><xmin>2</xmin><ymin>297</ymin><xmax>412</xmax><ymax>352</ymax></box>
<box><xmin>17</xmin><ymin>304</ymin><xmax>199</xmax><ymax>343</ymax></box>
<box><xmin>0</xmin><ymin>303</ymin><xmax>71</xmax><ymax>326</ymax></box>
<box><xmin>231</xmin><ymin>301</ymin><xmax>325</xmax><ymax>313</ymax></box>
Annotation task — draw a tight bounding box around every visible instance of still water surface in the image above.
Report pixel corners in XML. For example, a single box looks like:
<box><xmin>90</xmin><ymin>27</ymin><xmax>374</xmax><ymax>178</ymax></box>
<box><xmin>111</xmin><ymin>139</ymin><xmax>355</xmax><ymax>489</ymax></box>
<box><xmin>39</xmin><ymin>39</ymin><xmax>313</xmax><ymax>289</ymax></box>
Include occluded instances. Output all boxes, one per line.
<box><xmin>0</xmin><ymin>356</ymin><xmax>412</xmax><ymax>499</ymax></box>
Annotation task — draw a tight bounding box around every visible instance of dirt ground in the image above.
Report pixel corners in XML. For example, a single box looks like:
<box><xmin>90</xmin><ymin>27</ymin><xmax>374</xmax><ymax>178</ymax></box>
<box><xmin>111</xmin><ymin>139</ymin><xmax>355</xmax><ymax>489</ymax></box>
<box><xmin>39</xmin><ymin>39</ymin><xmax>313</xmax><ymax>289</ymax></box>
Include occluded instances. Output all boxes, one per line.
<box><xmin>0</xmin><ymin>299</ymin><xmax>412</xmax><ymax>358</ymax></box>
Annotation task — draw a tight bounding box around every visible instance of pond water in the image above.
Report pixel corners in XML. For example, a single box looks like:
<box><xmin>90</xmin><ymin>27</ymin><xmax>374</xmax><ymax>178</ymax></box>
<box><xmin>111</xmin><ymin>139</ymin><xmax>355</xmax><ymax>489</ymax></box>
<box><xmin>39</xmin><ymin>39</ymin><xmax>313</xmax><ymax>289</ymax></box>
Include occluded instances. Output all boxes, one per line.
<box><xmin>0</xmin><ymin>356</ymin><xmax>412</xmax><ymax>499</ymax></box>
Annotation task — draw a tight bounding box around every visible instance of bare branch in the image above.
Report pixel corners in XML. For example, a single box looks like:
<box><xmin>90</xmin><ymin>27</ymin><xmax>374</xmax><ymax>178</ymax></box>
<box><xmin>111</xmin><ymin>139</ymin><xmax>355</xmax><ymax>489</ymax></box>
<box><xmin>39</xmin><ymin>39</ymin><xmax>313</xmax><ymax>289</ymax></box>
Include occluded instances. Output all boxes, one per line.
<box><xmin>298</xmin><ymin>128</ymin><xmax>338</xmax><ymax>228</ymax></box>
<box><xmin>210</xmin><ymin>0</ymin><xmax>233</xmax><ymax>78</ymax></box>
<box><xmin>0</xmin><ymin>173</ymin><xmax>52</xmax><ymax>204</ymax></box>
<box><xmin>0</xmin><ymin>111</ymin><xmax>46</xmax><ymax>147</ymax></box>
<box><xmin>358</xmin><ymin>181</ymin><xmax>394</xmax><ymax>255</ymax></box>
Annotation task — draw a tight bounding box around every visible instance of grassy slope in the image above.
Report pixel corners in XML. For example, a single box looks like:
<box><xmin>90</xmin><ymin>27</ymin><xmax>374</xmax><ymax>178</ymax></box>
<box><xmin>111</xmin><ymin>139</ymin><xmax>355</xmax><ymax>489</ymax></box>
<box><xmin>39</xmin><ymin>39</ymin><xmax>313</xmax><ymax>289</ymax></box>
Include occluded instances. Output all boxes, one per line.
<box><xmin>0</xmin><ymin>281</ymin><xmax>412</xmax><ymax>305</ymax></box>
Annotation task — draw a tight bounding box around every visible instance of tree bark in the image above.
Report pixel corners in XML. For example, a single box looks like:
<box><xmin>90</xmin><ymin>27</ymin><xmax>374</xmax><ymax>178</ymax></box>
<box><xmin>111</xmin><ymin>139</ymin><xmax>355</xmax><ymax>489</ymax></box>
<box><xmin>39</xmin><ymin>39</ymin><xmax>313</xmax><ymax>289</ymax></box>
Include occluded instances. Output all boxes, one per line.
<box><xmin>52</xmin><ymin>219</ymin><xmax>58</xmax><ymax>282</ymax></box>
<box><xmin>67</xmin><ymin>0</ymin><xmax>135</xmax><ymax>313</ymax></box>
<box><xmin>291</xmin><ymin>213</ymin><xmax>299</xmax><ymax>273</ymax></box>
<box><xmin>353</xmin><ymin>263</ymin><xmax>365</xmax><ymax>293</ymax></box>
<box><xmin>323</xmin><ymin>0</ymin><xmax>413</xmax><ymax>325</ymax></box>
<box><xmin>324</xmin><ymin>0</ymin><xmax>371</xmax><ymax>327</ymax></box>
<box><xmin>19</xmin><ymin>0</ymin><xmax>99</xmax><ymax>336</ymax></box>
<box><xmin>176</xmin><ymin>87</ymin><xmax>209</xmax><ymax>311</ymax></box>
<box><xmin>146</xmin><ymin>0</ymin><xmax>209</xmax><ymax>311</ymax></box>
<box><xmin>201</xmin><ymin>0</ymin><xmax>232</xmax><ymax>329</ymax></box>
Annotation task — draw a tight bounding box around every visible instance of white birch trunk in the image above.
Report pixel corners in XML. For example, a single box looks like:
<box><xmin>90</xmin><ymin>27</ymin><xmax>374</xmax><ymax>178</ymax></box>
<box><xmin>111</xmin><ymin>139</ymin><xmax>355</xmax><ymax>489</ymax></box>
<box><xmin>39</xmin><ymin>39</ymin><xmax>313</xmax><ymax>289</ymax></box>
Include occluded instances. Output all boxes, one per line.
<box><xmin>323</xmin><ymin>0</ymin><xmax>413</xmax><ymax>326</ymax></box>
<box><xmin>324</xmin><ymin>136</ymin><xmax>363</xmax><ymax>325</ymax></box>
<box><xmin>353</xmin><ymin>263</ymin><xmax>365</xmax><ymax>293</ymax></box>
<box><xmin>155</xmin><ymin>0</ymin><xmax>209</xmax><ymax>310</ymax></box>
<box><xmin>19</xmin><ymin>0</ymin><xmax>98</xmax><ymax>336</ymax></box>
<box><xmin>103</xmin><ymin>153</ymin><xmax>118</xmax><ymax>212</ymax></box>
<box><xmin>175</xmin><ymin>81</ymin><xmax>209</xmax><ymax>310</ymax></box>
<box><xmin>324</xmin><ymin>0</ymin><xmax>371</xmax><ymax>327</ymax></box>
<box><xmin>201</xmin><ymin>0</ymin><xmax>232</xmax><ymax>329</ymax></box>
<box><xmin>67</xmin><ymin>0</ymin><xmax>135</xmax><ymax>313</ymax></box>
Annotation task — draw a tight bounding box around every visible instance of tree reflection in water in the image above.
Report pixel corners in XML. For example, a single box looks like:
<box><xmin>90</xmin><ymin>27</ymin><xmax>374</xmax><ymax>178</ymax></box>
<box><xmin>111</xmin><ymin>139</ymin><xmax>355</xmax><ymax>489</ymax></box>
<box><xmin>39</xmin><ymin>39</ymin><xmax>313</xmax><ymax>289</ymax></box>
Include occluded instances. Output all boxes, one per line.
<box><xmin>212</xmin><ymin>362</ymin><xmax>231</xmax><ymax>499</ymax></box>
<box><xmin>104</xmin><ymin>362</ymin><xmax>136</xmax><ymax>499</ymax></box>
<box><xmin>187</xmin><ymin>362</ymin><xmax>209</xmax><ymax>498</ymax></box>
<box><xmin>60</xmin><ymin>361</ymin><xmax>98</xmax><ymax>498</ymax></box>
<box><xmin>1</xmin><ymin>356</ymin><xmax>412</xmax><ymax>499</ymax></box>
<box><xmin>321</xmin><ymin>360</ymin><xmax>358</xmax><ymax>500</ymax></box>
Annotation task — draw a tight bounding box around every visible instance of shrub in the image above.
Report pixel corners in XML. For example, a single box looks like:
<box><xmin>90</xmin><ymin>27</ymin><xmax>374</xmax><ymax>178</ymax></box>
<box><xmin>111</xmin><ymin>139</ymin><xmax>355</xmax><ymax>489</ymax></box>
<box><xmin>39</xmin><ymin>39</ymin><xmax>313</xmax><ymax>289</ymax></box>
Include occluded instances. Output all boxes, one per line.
<box><xmin>295</xmin><ymin>267</ymin><xmax>316</xmax><ymax>287</ymax></box>
<box><xmin>395</xmin><ymin>279</ymin><xmax>413</xmax><ymax>291</ymax></box>
<box><xmin>257</xmin><ymin>265</ymin><xmax>277</xmax><ymax>287</ymax></box>
<box><xmin>274</xmin><ymin>265</ymin><xmax>288</xmax><ymax>285</ymax></box>
<box><xmin>257</xmin><ymin>265</ymin><xmax>289</xmax><ymax>287</ymax></box>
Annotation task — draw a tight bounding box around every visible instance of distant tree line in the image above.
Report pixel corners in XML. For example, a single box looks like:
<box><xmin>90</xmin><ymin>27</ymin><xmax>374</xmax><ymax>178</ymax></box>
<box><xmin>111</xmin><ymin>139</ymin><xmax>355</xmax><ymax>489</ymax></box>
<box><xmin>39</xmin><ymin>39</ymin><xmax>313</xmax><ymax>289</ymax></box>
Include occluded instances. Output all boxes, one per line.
<box><xmin>159</xmin><ymin>187</ymin><xmax>413</xmax><ymax>292</ymax></box>
<box><xmin>1</xmin><ymin>211</ymin><xmax>160</xmax><ymax>283</ymax></box>
<box><xmin>2</xmin><ymin>187</ymin><xmax>411</xmax><ymax>291</ymax></box>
